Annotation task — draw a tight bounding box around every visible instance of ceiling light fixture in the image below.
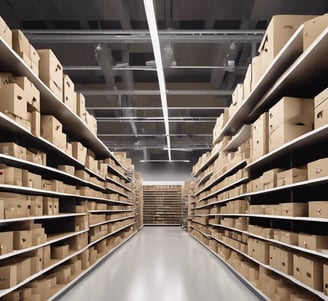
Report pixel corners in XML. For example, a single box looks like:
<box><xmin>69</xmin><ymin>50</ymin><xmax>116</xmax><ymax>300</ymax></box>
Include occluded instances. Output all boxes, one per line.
<box><xmin>143</xmin><ymin>0</ymin><xmax>172</xmax><ymax>161</ymax></box>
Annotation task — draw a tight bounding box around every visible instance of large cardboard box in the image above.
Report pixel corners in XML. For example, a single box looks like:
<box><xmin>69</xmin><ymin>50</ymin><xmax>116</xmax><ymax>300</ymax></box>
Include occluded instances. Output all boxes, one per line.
<box><xmin>277</xmin><ymin>168</ymin><xmax>307</xmax><ymax>186</ymax></box>
<box><xmin>308</xmin><ymin>158</ymin><xmax>328</xmax><ymax>179</ymax></box>
<box><xmin>269</xmin><ymin>97</ymin><xmax>313</xmax><ymax>134</ymax></box>
<box><xmin>308</xmin><ymin>201</ymin><xmax>328</xmax><ymax>218</ymax></box>
<box><xmin>0</xmin><ymin>166</ymin><xmax>23</xmax><ymax>186</ymax></box>
<box><xmin>251</xmin><ymin>112</ymin><xmax>268</xmax><ymax>160</ymax></box>
<box><xmin>63</xmin><ymin>74</ymin><xmax>76</xmax><ymax>113</ymax></box>
<box><xmin>11</xmin><ymin>76</ymin><xmax>40</xmax><ymax>112</ymax></box>
<box><xmin>0</xmin><ymin>83</ymin><xmax>27</xmax><ymax>119</ymax></box>
<box><xmin>303</xmin><ymin>14</ymin><xmax>328</xmax><ymax>50</ymax></box>
<box><xmin>277</xmin><ymin>247</ymin><xmax>294</xmax><ymax>275</ymax></box>
<box><xmin>259</xmin><ymin>15</ymin><xmax>317</xmax><ymax>70</ymax></box>
<box><xmin>0</xmin><ymin>17</ymin><xmax>12</xmax><ymax>47</ymax></box>
<box><xmin>0</xmin><ymin>265</ymin><xmax>17</xmax><ymax>289</ymax></box>
<box><xmin>41</xmin><ymin>115</ymin><xmax>63</xmax><ymax>145</ymax></box>
<box><xmin>298</xmin><ymin>233</ymin><xmax>328</xmax><ymax>251</ymax></box>
<box><xmin>37</xmin><ymin>49</ymin><xmax>63</xmax><ymax>99</ymax></box>
<box><xmin>0</xmin><ymin>232</ymin><xmax>13</xmax><ymax>255</ymax></box>
<box><xmin>280</xmin><ymin>202</ymin><xmax>308</xmax><ymax>217</ymax></box>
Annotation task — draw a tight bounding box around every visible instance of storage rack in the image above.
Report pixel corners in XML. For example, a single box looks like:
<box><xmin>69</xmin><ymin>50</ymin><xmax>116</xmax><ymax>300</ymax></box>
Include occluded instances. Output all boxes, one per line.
<box><xmin>143</xmin><ymin>185</ymin><xmax>182</xmax><ymax>225</ymax></box>
<box><xmin>0</xmin><ymin>30</ymin><xmax>139</xmax><ymax>300</ymax></box>
<box><xmin>190</xmin><ymin>24</ymin><xmax>328</xmax><ymax>300</ymax></box>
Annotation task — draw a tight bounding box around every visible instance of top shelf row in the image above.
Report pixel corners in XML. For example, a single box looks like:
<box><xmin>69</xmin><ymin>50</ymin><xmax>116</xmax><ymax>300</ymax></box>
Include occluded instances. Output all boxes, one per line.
<box><xmin>214</xmin><ymin>24</ymin><xmax>328</xmax><ymax>145</ymax></box>
<box><xmin>0</xmin><ymin>20</ymin><xmax>126</xmax><ymax>170</ymax></box>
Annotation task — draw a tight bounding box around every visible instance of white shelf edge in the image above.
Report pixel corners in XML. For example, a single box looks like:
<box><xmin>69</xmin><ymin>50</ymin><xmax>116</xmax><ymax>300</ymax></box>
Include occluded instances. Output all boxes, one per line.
<box><xmin>89</xmin><ymin>215</ymin><xmax>136</xmax><ymax>228</ymax></box>
<box><xmin>48</xmin><ymin>229</ymin><xmax>139</xmax><ymax>301</ymax></box>
<box><xmin>0</xmin><ymin>213</ymin><xmax>87</xmax><ymax>224</ymax></box>
<box><xmin>189</xmin><ymin>233</ymin><xmax>270</xmax><ymax>301</ymax></box>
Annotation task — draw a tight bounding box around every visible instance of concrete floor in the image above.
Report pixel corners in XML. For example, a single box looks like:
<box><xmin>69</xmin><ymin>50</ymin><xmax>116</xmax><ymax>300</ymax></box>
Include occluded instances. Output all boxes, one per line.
<box><xmin>57</xmin><ymin>227</ymin><xmax>261</xmax><ymax>301</ymax></box>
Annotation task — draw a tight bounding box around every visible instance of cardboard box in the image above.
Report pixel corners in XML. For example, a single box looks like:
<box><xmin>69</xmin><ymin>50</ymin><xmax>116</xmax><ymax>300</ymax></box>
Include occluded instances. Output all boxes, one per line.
<box><xmin>0</xmin><ymin>83</ymin><xmax>27</xmax><ymax>119</ymax></box>
<box><xmin>13</xmin><ymin>230</ymin><xmax>32</xmax><ymax>249</ymax></box>
<box><xmin>63</xmin><ymin>74</ymin><xmax>76</xmax><ymax>113</ymax></box>
<box><xmin>315</xmin><ymin>86</ymin><xmax>328</xmax><ymax>108</ymax></box>
<box><xmin>308</xmin><ymin>201</ymin><xmax>328</xmax><ymax>218</ymax></box>
<box><xmin>280</xmin><ymin>202</ymin><xmax>308</xmax><ymax>217</ymax></box>
<box><xmin>308</xmin><ymin>158</ymin><xmax>328</xmax><ymax>179</ymax></box>
<box><xmin>12</xmin><ymin>30</ymin><xmax>30</xmax><ymax>56</ymax></box>
<box><xmin>259</xmin><ymin>15</ymin><xmax>317</xmax><ymax>70</ymax></box>
<box><xmin>243</xmin><ymin>64</ymin><xmax>252</xmax><ymax>98</ymax></box>
<box><xmin>298</xmin><ymin>233</ymin><xmax>328</xmax><ymax>251</ymax></box>
<box><xmin>2</xmin><ymin>291</ymin><xmax>20</xmax><ymax>301</ymax></box>
<box><xmin>41</xmin><ymin>115</ymin><xmax>63</xmax><ymax>145</ymax></box>
<box><xmin>0</xmin><ymin>265</ymin><xmax>17</xmax><ymax>289</ymax></box>
<box><xmin>0</xmin><ymin>232</ymin><xmax>13</xmax><ymax>255</ymax></box>
<box><xmin>71</xmin><ymin>260</ymin><xmax>82</xmax><ymax>275</ymax></box>
<box><xmin>262</xmin><ymin>168</ymin><xmax>280</xmax><ymax>190</ymax></box>
<box><xmin>43</xmin><ymin>245</ymin><xmax>51</xmax><ymax>268</ymax></box>
<box><xmin>57</xmin><ymin>165</ymin><xmax>75</xmax><ymax>175</ymax></box>
<box><xmin>251</xmin><ymin>55</ymin><xmax>265</xmax><ymax>88</ymax></box>
<box><xmin>76</xmin><ymin>92</ymin><xmax>86</xmax><ymax>118</ymax></box>
<box><xmin>279</xmin><ymin>231</ymin><xmax>299</xmax><ymax>245</ymax></box>
<box><xmin>79</xmin><ymin>249</ymin><xmax>89</xmax><ymax>269</ymax></box>
<box><xmin>51</xmin><ymin>244</ymin><xmax>69</xmax><ymax>259</ymax></box>
<box><xmin>72</xmin><ymin>141</ymin><xmax>87</xmax><ymax>163</ymax></box>
<box><xmin>30</xmin><ymin>248</ymin><xmax>43</xmax><ymax>274</ymax></box>
<box><xmin>29</xmin><ymin>110</ymin><xmax>40</xmax><ymax>136</ymax></box>
<box><xmin>69</xmin><ymin>233</ymin><xmax>88</xmax><ymax>250</ymax></box>
<box><xmin>55</xmin><ymin>265</ymin><xmax>71</xmax><ymax>284</ymax></box>
<box><xmin>269</xmin><ymin>96</ymin><xmax>313</xmax><ymax>133</ymax></box>
<box><xmin>324</xmin><ymin>264</ymin><xmax>328</xmax><ymax>295</ymax></box>
<box><xmin>43</xmin><ymin>197</ymin><xmax>55</xmax><ymax>215</ymax></box>
<box><xmin>293</xmin><ymin>253</ymin><xmax>302</xmax><ymax>281</ymax></box>
<box><xmin>4</xmin><ymin>198</ymin><xmax>29</xmax><ymax>219</ymax></box>
<box><xmin>22</xmin><ymin>170</ymin><xmax>42</xmax><ymax>189</ymax></box>
<box><xmin>251</xmin><ymin>112</ymin><xmax>269</xmax><ymax>160</ymax></box>
<box><xmin>0</xmin><ymin>17</ymin><xmax>12</xmax><ymax>47</ymax></box>
<box><xmin>32</xmin><ymin>227</ymin><xmax>47</xmax><ymax>245</ymax></box>
<box><xmin>314</xmin><ymin>87</ymin><xmax>328</xmax><ymax>129</ymax></box>
<box><xmin>11</xmin><ymin>76</ymin><xmax>40</xmax><ymax>112</ymax></box>
<box><xmin>277</xmin><ymin>168</ymin><xmax>307</xmax><ymax>186</ymax></box>
<box><xmin>301</xmin><ymin>255</ymin><xmax>323</xmax><ymax>290</ymax></box>
<box><xmin>0</xmin><ymin>73</ymin><xmax>13</xmax><ymax>88</ymax></box>
<box><xmin>303</xmin><ymin>14</ymin><xmax>328</xmax><ymax>50</ymax></box>
<box><xmin>37</xmin><ymin>49</ymin><xmax>63</xmax><ymax>100</ymax></box>
<box><xmin>27</xmin><ymin>195</ymin><xmax>43</xmax><ymax>216</ymax></box>
<box><xmin>0</xmin><ymin>166</ymin><xmax>23</xmax><ymax>186</ymax></box>
<box><xmin>0</xmin><ymin>142</ymin><xmax>26</xmax><ymax>160</ymax></box>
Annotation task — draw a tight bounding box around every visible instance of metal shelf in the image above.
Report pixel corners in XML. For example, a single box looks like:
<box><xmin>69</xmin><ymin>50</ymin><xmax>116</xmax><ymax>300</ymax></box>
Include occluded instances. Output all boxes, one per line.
<box><xmin>0</xmin><ymin>213</ymin><xmax>86</xmax><ymax>224</ymax></box>
<box><xmin>89</xmin><ymin>216</ymin><xmax>135</xmax><ymax>228</ymax></box>
<box><xmin>223</xmin><ymin>125</ymin><xmax>251</xmax><ymax>152</ymax></box>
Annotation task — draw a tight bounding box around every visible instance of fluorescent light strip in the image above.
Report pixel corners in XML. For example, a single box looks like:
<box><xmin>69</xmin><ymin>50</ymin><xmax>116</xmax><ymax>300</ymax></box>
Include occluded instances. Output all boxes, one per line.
<box><xmin>140</xmin><ymin>160</ymin><xmax>190</xmax><ymax>163</ymax></box>
<box><xmin>143</xmin><ymin>0</ymin><xmax>171</xmax><ymax>161</ymax></box>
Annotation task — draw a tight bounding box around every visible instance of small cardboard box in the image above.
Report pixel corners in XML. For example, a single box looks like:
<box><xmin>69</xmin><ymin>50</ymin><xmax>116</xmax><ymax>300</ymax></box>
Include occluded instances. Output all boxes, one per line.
<box><xmin>72</xmin><ymin>141</ymin><xmax>87</xmax><ymax>163</ymax></box>
<box><xmin>0</xmin><ymin>142</ymin><xmax>26</xmax><ymax>160</ymax></box>
<box><xmin>293</xmin><ymin>253</ymin><xmax>302</xmax><ymax>281</ymax></box>
<box><xmin>37</xmin><ymin>49</ymin><xmax>63</xmax><ymax>100</ymax></box>
<box><xmin>76</xmin><ymin>92</ymin><xmax>86</xmax><ymax>118</ymax></box>
<box><xmin>13</xmin><ymin>230</ymin><xmax>32</xmax><ymax>249</ymax></box>
<box><xmin>4</xmin><ymin>198</ymin><xmax>29</xmax><ymax>219</ymax></box>
<box><xmin>251</xmin><ymin>55</ymin><xmax>265</xmax><ymax>88</ymax></box>
<box><xmin>0</xmin><ymin>166</ymin><xmax>23</xmax><ymax>186</ymax></box>
<box><xmin>308</xmin><ymin>158</ymin><xmax>328</xmax><ymax>179</ymax></box>
<box><xmin>57</xmin><ymin>165</ymin><xmax>75</xmax><ymax>175</ymax></box>
<box><xmin>12</xmin><ymin>30</ymin><xmax>30</xmax><ymax>56</ymax></box>
<box><xmin>30</xmin><ymin>248</ymin><xmax>43</xmax><ymax>274</ymax></box>
<box><xmin>324</xmin><ymin>264</ymin><xmax>328</xmax><ymax>295</ymax></box>
<box><xmin>280</xmin><ymin>202</ymin><xmax>308</xmax><ymax>217</ymax></box>
<box><xmin>303</xmin><ymin>14</ymin><xmax>328</xmax><ymax>50</ymax></box>
<box><xmin>277</xmin><ymin>168</ymin><xmax>307</xmax><ymax>186</ymax></box>
<box><xmin>70</xmin><ymin>260</ymin><xmax>82</xmax><ymax>275</ymax></box>
<box><xmin>31</xmin><ymin>227</ymin><xmax>47</xmax><ymax>245</ymax></box>
<box><xmin>279</xmin><ymin>230</ymin><xmax>298</xmax><ymax>245</ymax></box>
<box><xmin>69</xmin><ymin>233</ymin><xmax>88</xmax><ymax>250</ymax></box>
<box><xmin>41</xmin><ymin>115</ymin><xmax>63</xmax><ymax>146</ymax></box>
<box><xmin>63</xmin><ymin>74</ymin><xmax>76</xmax><ymax>113</ymax></box>
<box><xmin>298</xmin><ymin>233</ymin><xmax>328</xmax><ymax>251</ymax></box>
<box><xmin>308</xmin><ymin>201</ymin><xmax>328</xmax><ymax>218</ymax></box>
<box><xmin>0</xmin><ymin>232</ymin><xmax>13</xmax><ymax>255</ymax></box>
<box><xmin>0</xmin><ymin>83</ymin><xmax>27</xmax><ymax>119</ymax></box>
<box><xmin>43</xmin><ymin>197</ymin><xmax>55</xmax><ymax>215</ymax></box>
<box><xmin>43</xmin><ymin>245</ymin><xmax>51</xmax><ymax>268</ymax></box>
<box><xmin>314</xmin><ymin>87</ymin><xmax>328</xmax><ymax>129</ymax></box>
<box><xmin>243</xmin><ymin>63</ymin><xmax>252</xmax><ymax>98</ymax></box>
<box><xmin>27</xmin><ymin>195</ymin><xmax>43</xmax><ymax>216</ymax></box>
<box><xmin>0</xmin><ymin>265</ymin><xmax>17</xmax><ymax>289</ymax></box>
<box><xmin>0</xmin><ymin>17</ymin><xmax>12</xmax><ymax>47</ymax></box>
<box><xmin>277</xmin><ymin>247</ymin><xmax>294</xmax><ymax>275</ymax></box>
<box><xmin>251</xmin><ymin>112</ymin><xmax>269</xmax><ymax>161</ymax></box>
<box><xmin>51</xmin><ymin>244</ymin><xmax>69</xmax><ymax>259</ymax></box>
<box><xmin>315</xmin><ymin>86</ymin><xmax>328</xmax><ymax>108</ymax></box>
<box><xmin>301</xmin><ymin>255</ymin><xmax>323</xmax><ymax>290</ymax></box>
<box><xmin>262</xmin><ymin>168</ymin><xmax>280</xmax><ymax>190</ymax></box>
<box><xmin>55</xmin><ymin>265</ymin><xmax>71</xmax><ymax>284</ymax></box>
<box><xmin>11</xmin><ymin>76</ymin><xmax>40</xmax><ymax>112</ymax></box>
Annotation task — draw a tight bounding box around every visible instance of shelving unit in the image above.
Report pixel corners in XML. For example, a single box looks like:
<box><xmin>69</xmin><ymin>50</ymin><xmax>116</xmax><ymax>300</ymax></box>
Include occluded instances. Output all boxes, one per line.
<box><xmin>143</xmin><ymin>185</ymin><xmax>182</xmax><ymax>225</ymax></box>
<box><xmin>0</xmin><ymin>30</ymin><xmax>139</xmax><ymax>300</ymax></box>
<box><xmin>190</xmin><ymin>21</ymin><xmax>328</xmax><ymax>301</ymax></box>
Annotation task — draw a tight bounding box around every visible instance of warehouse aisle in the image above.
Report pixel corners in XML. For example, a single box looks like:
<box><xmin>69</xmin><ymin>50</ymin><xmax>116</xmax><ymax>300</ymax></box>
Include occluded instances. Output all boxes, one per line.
<box><xmin>58</xmin><ymin>227</ymin><xmax>260</xmax><ymax>301</ymax></box>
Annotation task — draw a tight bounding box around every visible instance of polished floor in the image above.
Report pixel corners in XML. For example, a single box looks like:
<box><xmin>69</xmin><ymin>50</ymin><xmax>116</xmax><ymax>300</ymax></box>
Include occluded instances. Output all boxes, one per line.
<box><xmin>58</xmin><ymin>227</ymin><xmax>260</xmax><ymax>301</ymax></box>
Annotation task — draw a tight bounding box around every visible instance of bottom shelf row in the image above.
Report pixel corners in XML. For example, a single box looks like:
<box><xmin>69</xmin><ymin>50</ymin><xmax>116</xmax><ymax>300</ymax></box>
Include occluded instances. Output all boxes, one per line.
<box><xmin>190</xmin><ymin>228</ymin><xmax>326</xmax><ymax>301</ymax></box>
<box><xmin>0</xmin><ymin>225</ymin><xmax>137</xmax><ymax>301</ymax></box>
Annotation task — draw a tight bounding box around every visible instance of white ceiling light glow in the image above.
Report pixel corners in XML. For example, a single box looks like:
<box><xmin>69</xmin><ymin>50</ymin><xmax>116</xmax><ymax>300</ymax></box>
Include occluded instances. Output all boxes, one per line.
<box><xmin>143</xmin><ymin>0</ymin><xmax>172</xmax><ymax>161</ymax></box>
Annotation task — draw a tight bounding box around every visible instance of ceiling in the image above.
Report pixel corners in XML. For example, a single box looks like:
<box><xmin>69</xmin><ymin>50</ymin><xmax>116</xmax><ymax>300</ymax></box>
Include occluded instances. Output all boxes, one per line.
<box><xmin>0</xmin><ymin>0</ymin><xmax>327</xmax><ymax>174</ymax></box>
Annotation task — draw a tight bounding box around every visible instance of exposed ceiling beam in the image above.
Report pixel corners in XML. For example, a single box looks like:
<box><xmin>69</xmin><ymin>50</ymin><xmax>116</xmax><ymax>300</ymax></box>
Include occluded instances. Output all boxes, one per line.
<box><xmin>25</xmin><ymin>29</ymin><xmax>264</xmax><ymax>43</ymax></box>
<box><xmin>64</xmin><ymin>65</ymin><xmax>247</xmax><ymax>71</ymax></box>
<box><xmin>80</xmin><ymin>89</ymin><xmax>233</xmax><ymax>96</ymax></box>
<box><xmin>98</xmin><ymin>133</ymin><xmax>212</xmax><ymax>137</ymax></box>
<box><xmin>87</xmin><ymin>106</ymin><xmax>225</xmax><ymax>110</ymax></box>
